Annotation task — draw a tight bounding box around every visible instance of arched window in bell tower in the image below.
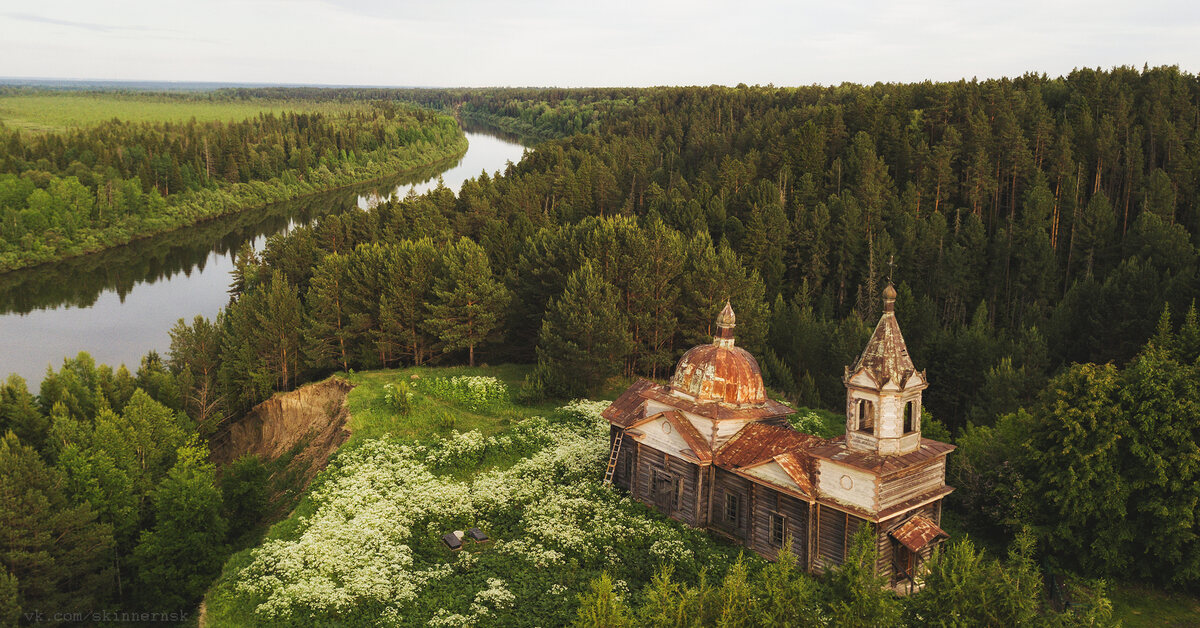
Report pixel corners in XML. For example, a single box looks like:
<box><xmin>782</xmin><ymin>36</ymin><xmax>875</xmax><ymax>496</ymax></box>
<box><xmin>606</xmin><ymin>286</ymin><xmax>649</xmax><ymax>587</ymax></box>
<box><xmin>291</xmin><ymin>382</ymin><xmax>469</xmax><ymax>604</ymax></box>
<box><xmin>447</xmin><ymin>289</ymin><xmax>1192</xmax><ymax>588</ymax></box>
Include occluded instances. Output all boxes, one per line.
<box><xmin>857</xmin><ymin>399</ymin><xmax>874</xmax><ymax>433</ymax></box>
<box><xmin>903</xmin><ymin>401</ymin><xmax>915</xmax><ymax>434</ymax></box>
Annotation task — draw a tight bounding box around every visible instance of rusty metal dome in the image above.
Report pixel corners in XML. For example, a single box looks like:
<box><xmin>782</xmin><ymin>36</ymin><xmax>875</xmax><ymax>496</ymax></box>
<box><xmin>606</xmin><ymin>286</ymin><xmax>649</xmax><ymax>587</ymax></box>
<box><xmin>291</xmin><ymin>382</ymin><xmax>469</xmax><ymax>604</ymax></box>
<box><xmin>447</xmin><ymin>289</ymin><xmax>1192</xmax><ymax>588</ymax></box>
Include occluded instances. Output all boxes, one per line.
<box><xmin>670</xmin><ymin>303</ymin><xmax>767</xmax><ymax>406</ymax></box>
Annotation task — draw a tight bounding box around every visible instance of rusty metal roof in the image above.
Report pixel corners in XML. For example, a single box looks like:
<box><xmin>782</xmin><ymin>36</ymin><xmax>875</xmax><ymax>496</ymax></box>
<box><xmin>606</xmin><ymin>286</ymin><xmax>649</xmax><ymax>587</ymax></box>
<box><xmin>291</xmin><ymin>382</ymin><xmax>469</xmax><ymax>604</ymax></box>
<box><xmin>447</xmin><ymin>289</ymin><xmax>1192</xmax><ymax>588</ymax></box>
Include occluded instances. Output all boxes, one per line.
<box><xmin>889</xmin><ymin>515</ymin><xmax>948</xmax><ymax>552</ymax></box>
<box><xmin>629</xmin><ymin>410</ymin><xmax>713</xmax><ymax>462</ymax></box>
<box><xmin>717</xmin><ymin>422</ymin><xmax>825</xmax><ymax>468</ymax></box>
<box><xmin>601</xmin><ymin>379</ymin><xmax>653</xmax><ymax>427</ymax></box>
<box><xmin>773</xmin><ymin>451</ymin><xmax>815</xmax><ymax>497</ymax></box>
<box><xmin>847</xmin><ymin>284</ymin><xmax>922</xmax><ymax>389</ymax></box>
<box><xmin>671</xmin><ymin>343</ymin><xmax>769</xmax><ymax>405</ymax></box>
<box><xmin>603</xmin><ymin>378</ymin><xmax>792</xmax><ymax>425</ymax></box>
<box><xmin>809</xmin><ymin>437</ymin><xmax>956</xmax><ymax>477</ymax></box>
<box><xmin>668</xmin><ymin>301</ymin><xmax>773</xmax><ymax>406</ymax></box>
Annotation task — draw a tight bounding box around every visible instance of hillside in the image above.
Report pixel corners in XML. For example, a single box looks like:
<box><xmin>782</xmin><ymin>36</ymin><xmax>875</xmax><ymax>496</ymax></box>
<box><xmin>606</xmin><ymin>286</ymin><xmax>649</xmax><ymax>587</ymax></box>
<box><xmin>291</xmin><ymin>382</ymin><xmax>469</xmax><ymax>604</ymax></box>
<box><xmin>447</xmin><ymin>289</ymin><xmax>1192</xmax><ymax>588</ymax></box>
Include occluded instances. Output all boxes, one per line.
<box><xmin>201</xmin><ymin>366</ymin><xmax>1127</xmax><ymax>627</ymax></box>
<box><xmin>202</xmin><ymin>366</ymin><xmax>749</xmax><ymax>626</ymax></box>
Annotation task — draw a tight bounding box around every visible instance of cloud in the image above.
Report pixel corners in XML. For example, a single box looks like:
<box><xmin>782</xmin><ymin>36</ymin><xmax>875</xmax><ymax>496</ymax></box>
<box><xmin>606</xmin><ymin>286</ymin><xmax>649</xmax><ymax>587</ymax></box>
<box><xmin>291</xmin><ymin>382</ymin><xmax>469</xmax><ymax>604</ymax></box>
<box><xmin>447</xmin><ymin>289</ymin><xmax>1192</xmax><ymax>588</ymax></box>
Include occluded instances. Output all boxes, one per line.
<box><xmin>0</xmin><ymin>0</ymin><xmax>1198</xmax><ymax>87</ymax></box>
<box><xmin>2</xmin><ymin>11</ymin><xmax>162</xmax><ymax>34</ymax></box>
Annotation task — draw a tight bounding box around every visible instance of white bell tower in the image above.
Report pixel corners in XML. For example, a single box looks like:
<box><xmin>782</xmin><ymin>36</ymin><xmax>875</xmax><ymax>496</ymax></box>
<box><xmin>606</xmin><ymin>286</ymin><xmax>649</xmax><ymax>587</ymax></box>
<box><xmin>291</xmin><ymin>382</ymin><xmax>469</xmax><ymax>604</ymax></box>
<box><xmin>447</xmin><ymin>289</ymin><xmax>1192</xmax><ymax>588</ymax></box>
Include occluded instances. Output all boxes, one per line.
<box><xmin>843</xmin><ymin>284</ymin><xmax>927</xmax><ymax>456</ymax></box>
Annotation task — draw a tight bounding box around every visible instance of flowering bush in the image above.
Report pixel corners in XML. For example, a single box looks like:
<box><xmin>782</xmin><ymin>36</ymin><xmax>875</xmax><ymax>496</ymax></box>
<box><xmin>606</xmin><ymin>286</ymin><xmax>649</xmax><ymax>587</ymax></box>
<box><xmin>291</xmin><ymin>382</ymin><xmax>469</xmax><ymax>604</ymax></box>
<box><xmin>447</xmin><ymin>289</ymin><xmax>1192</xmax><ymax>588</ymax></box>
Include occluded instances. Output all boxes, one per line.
<box><xmin>226</xmin><ymin>399</ymin><xmax>740</xmax><ymax>626</ymax></box>
<box><xmin>382</xmin><ymin>382</ymin><xmax>413</xmax><ymax>415</ymax></box>
<box><xmin>419</xmin><ymin>376</ymin><xmax>510</xmax><ymax>411</ymax></box>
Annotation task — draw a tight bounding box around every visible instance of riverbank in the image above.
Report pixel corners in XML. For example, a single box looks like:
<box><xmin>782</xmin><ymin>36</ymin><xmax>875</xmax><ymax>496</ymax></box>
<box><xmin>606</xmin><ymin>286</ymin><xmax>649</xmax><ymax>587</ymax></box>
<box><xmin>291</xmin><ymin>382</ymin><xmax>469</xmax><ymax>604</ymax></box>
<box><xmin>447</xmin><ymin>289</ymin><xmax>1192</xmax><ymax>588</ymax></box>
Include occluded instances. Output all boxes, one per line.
<box><xmin>0</xmin><ymin>130</ymin><xmax>528</xmax><ymax>386</ymax></box>
<box><xmin>0</xmin><ymin>130</ymin><xmax>468</xmax><ymax>274</ymax></box>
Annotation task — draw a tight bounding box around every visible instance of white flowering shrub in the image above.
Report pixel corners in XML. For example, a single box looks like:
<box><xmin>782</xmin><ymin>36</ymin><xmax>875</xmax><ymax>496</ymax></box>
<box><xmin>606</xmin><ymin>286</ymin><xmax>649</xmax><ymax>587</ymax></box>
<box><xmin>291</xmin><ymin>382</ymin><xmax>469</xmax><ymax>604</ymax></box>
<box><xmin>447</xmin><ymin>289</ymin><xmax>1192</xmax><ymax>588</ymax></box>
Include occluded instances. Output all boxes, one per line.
<box><xmin>224</xmin><ymin>400</ymin><xmax>742</xmax><ymax>626</ymax></box>
<box><xmin>419</xmin><ymin>376</ymin><xmax>510</xmax><ymax>412</ymax></box>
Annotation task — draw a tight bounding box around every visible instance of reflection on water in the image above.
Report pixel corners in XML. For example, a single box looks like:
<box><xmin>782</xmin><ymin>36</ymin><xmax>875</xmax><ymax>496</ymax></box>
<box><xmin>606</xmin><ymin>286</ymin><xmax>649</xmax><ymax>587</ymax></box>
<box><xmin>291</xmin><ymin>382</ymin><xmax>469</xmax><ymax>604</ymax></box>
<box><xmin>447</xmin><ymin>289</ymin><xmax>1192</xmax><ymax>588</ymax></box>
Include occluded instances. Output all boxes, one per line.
<box><xmin>0</xmin><ymin>130</ymin><xmax>527</xmax><ymax>385</ymax></box>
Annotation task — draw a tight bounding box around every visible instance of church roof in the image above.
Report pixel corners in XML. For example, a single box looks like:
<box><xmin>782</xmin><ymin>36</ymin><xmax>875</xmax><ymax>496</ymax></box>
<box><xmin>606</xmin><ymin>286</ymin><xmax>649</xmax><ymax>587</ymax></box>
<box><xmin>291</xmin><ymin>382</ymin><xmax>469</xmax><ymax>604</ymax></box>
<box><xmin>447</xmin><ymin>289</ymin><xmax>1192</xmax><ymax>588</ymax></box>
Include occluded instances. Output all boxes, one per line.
<box><xmin>808</xmin><ymin>436</ymin><xmax>955</xmax><ymax>476</ymax></box>
<box><xmin>717</xmin><ymin>422</ymin><xmax>824</xmax><ymax>468</ymax></box>
<box><xmin>671</xmin><ymin>343</ymin><xmax>767</xmax><ymax>405</ymax></box>
<box><xmin>627</xmin><ymin>409</ymin><xmax>713</xmax><ymax>462</ymax></box>
<box><xmin>847</xmin><ymin>283</ymin><xmax>922</xmax><ymax>389</ymax></box>
<box><xmin>670</xmin><ymin>302</ymin><xmax>769</xmax><ymax>405</ymax></box>
<box><xmin>602</xmin><ymin>378</ymin><xmax>793</xmax><ymax>427</ymax></box>
<box><xmin>889</xmin><ymin>515</ymin><xmax>948</xmax><ymax>552</ymax></box>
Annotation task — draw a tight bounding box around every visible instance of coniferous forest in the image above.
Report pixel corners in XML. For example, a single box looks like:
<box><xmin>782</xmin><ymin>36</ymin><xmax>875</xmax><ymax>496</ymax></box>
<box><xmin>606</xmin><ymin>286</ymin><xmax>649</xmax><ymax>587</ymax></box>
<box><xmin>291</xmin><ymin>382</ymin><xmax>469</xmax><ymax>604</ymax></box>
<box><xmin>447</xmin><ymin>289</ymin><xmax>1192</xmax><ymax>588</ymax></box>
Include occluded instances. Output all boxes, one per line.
<box><xmin>0</xmin><ymin>98</ymin><xmax>464</xmax><ymax>271</ymax></box>
<box><xmin>3</xmin><ymin>66</ymin><xmax>1200</xmax><ymax>624</ymax></box>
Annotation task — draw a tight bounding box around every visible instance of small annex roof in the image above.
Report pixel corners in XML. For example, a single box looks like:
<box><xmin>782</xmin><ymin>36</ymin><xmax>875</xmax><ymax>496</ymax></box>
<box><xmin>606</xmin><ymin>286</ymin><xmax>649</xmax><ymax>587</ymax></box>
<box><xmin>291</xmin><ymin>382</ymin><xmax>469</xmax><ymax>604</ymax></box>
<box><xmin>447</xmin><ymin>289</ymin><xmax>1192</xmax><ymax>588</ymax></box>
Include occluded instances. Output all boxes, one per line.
<box><xmin>889</xmin><ymin>515</ymin><xmax>948</xmax><ymax>552</ymax></box>
<box><xmin>717</xmin><ymin>422</ymin><xmax>825</xmax><ymax>468</ymax></box>
<box><xmin>602</xmin><ymin>378</ymin><xmax>793</xmax><ymax>427</ymax></box>
<box><xmin>628</xmin><ymin>410</ymin><xmax>713</xmax><ymax>462</ymax></box>
<box><xmin>602</xmin><ymin>379</ymin><xmax>654</xmax><ymax>428</ymax></box>
<box><xmin>773</xmin><ymin>451</ymin><xmax>814</xmax><ymax>496</ymax></box>
<box><xmin>809</xmin><ymin>436</ymin><xmax>955</xmax><ymax>477</ymax></box>
<box><xmin>846</xmin><ymin>284</ymin><xmax>924</xmax><ymax>391</ymax></box>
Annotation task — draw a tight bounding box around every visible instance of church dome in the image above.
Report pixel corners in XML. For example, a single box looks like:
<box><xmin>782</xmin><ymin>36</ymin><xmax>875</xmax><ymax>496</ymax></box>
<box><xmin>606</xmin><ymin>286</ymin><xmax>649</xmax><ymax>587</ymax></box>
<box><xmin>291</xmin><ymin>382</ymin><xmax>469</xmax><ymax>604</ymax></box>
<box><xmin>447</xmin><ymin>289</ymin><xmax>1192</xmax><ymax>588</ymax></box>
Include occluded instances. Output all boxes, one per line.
<box><xmin>670</xmin><ymin>302</ymin><xmax>767</xmax><ymax>406</ymax></box>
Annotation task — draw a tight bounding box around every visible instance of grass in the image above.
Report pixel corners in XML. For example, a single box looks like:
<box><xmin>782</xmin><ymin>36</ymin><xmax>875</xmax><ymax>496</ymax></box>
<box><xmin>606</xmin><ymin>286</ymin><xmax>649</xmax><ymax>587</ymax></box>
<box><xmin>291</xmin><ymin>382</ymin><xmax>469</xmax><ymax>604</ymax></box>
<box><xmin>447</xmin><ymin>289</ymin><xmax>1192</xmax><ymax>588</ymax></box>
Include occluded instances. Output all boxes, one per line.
<box><xmin>0</xmin><ymin>92</ymin><xmax>357</xmax><ymax>132</ymax></box>
<box><xmin>1111</xmin><ymin>583</ymin><xmax>1200</xmax><ymax>627</ymax></box>
<box><xmin>337</xmin><ymin>364</ymin><xmax>565</xmax><ymax>443</ymax></box>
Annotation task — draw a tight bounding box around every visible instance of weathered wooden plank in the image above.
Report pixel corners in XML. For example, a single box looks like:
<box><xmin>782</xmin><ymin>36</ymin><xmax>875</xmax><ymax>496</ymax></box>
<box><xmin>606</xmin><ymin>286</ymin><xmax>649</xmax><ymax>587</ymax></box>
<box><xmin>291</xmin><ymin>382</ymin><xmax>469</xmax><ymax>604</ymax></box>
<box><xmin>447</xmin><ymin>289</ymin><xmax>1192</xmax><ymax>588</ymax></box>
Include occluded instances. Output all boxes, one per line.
<box><xmin>879</xmin><ymin>459</ymin><xmax>945</xmax><ymax>510</ymax></box>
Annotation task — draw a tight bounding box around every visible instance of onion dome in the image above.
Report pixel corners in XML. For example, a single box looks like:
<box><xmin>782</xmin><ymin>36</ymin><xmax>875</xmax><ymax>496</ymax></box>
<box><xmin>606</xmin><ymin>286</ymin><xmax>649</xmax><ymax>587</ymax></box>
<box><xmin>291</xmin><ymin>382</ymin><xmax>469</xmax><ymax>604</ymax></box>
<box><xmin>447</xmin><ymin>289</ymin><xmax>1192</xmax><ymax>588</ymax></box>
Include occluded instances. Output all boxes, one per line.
<box><xmin>670</xmin><ymin>302</ymin><xmax>767</xmax><ymax>406</ymax></box>
<box><xmin>848</xmin><ymin>283</ymin><xmax>919</xmax><ymax>388</ymax></box>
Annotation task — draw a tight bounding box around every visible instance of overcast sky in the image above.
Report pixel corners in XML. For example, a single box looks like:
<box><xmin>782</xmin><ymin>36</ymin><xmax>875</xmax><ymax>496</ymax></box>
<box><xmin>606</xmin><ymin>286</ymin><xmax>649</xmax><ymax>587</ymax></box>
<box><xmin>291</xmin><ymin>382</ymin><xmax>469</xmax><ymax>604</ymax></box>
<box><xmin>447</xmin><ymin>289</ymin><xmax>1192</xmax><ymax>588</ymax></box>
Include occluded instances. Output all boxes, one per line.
<box><xmin>2</xmin><ymin>0</ymin><xmax>1198</xmax><ymax>87</ymax></box>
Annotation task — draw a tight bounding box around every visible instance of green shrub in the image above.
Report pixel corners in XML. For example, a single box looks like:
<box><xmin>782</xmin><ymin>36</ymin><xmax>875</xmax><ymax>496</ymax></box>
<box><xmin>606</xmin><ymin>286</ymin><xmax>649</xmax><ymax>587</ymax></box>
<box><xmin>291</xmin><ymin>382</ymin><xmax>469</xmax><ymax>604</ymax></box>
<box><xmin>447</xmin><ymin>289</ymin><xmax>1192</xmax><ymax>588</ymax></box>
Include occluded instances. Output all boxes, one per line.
<box><xmin>382</xmin><ymin>381</ymin><xmax>413</xmax><ymax>415</ymax></box>
<box><xmin>419</xmin><ymin>376</ymin><xmax>510</xmax><ymax>412</ymax></box>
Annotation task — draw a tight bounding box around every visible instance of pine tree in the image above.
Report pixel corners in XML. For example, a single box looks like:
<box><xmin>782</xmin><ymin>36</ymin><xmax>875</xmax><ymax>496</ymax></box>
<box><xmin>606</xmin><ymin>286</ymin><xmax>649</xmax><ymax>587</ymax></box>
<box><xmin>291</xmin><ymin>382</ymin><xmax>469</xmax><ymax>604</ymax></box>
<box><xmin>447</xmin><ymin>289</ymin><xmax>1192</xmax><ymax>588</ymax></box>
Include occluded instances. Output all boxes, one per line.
<box><xmin>228</xmin><ymin>242</ymin><xmax>260</xmax><ymax>303</ymax></box>
<box><xmin>824</xmin><ymin>526</ymin><xmax>901</xmax><ymax>628</ymax></box>
<box><xmin>533</xmin><ymin>262</ymin><xmax>632</xmax><ymax>397</ymax></box>
<box><xmin>168</xmin><ymin>315</ymin><xmax>225</xmax><ymax>432</ymax></box>
<box><xmin>426</xmin><ymin>238</ymin><xmax>510</xmax><ymax>367</ymax></box>
<box><xmin>304</xmin><ymin>253</ymin><xmax>354</xmax><ymax>372</ymax></box>
<box><xmin>1179</xmin><ymin>301</ymin><xmax>1200</xmax><ymax>363</ymax></box>
<box><xmin>0</xmin><ymin>375</ymin><xmax>47</xmax><ymax>452</ymax></box>
<box><xmin>132</xmin><ymin>438</ymin><xmax>228</xmax><ymax>609</ymax></box>
<box><xmin>0</xmin><ymin>568</ymin><xmax>17</xmax><ymax>627</ymax></box>
<box><xmin>1117</xmin><ymin>342</ymin><xmax>1200</xmax><ymax>585</ymax></box>
<box><xmin>571</xmin><ymin>573</ymin><xmax>633</xmax><ymax>628</ymax></box>
<box><xmin>258</xmin><ymin>270</ymin><xmax>303</xmax><ymax>389</ymax></box>
<box><xmin>1074</xmin><ymin>191</ymin><xmax>1116</xmax><ymax>277</ymax></box>
<box><xmin>0</xmin><ymin>433</ymin><xmax>114</xmax><ymax>615</ymax></box>
<box><xmin>379</xmin><ymin>239</ymin><xmax>440</xmax><ymax>366</ymax></box>
<box><xmin>1021</xmin><ymin>363</ymin><xmax>1131</xmax><ymax>575</ymax></box>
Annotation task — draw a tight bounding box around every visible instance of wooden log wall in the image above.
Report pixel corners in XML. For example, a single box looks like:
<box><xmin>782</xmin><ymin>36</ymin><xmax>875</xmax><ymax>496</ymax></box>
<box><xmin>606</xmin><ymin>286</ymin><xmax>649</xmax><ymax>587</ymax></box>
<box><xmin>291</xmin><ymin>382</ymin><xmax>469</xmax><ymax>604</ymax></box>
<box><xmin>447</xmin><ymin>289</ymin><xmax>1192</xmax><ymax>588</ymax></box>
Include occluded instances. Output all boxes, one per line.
<box><xmin>710</xmin><ymin>468</ymin><xmax>752</xmax><ymax>540</ymax></box>
<box><xmin>610</xmin><ymin>427</ymin><xmax>637</xmax><ymax>492</ymax></box>
<box><xmin>632</xmin><ymin>443</ymin><xmax>703</xmax><ymax>527</ymax></box>
<box><xmin>815</xmin><ymin>504</ymin><xmax>869</xmax><ymax>571</ymax></box>
<box><xmin>748</xmin><ymin>487</ymin><xmax>810</xmax><ymax>564</ymax></box>
<box><xmin>878</xmin><ymin>459</ymin><xmax>946</xmax><ymax>510</ymax></box>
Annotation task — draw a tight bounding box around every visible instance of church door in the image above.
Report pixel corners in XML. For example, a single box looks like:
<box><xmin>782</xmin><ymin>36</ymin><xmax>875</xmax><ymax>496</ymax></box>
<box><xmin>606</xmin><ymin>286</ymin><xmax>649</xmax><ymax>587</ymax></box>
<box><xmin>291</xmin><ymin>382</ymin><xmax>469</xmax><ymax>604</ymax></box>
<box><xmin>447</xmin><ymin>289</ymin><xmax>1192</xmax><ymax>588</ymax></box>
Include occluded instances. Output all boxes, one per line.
<box><xmin>653</xmin><ymin>470</ymin><xmax>678</xmax><ymax>512</ymax></box>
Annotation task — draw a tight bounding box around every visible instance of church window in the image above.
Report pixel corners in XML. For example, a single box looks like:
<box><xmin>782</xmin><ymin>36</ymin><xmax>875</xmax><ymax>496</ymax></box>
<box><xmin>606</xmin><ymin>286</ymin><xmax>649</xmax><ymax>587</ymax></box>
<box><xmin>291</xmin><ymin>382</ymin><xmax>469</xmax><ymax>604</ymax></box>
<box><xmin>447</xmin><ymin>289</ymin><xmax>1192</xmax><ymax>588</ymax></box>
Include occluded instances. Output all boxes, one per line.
<box><xmin>769</xmin><ymin>512</ymin><xmax>786</xmax><ymax>547</ymax></box>
<box><xmin>903</xmin><ymin>401</ymin><xmax>915</xmax><ymax>434</ymax></box>
<box><xmin>857</xmin><ymin>399</ymin><xmax>874</xmax><ymax>433</ymax></box>
<box><xmin>725</xmin><ymin>493</ymin><xmax>741</xmax><ymax>527</ymax></box>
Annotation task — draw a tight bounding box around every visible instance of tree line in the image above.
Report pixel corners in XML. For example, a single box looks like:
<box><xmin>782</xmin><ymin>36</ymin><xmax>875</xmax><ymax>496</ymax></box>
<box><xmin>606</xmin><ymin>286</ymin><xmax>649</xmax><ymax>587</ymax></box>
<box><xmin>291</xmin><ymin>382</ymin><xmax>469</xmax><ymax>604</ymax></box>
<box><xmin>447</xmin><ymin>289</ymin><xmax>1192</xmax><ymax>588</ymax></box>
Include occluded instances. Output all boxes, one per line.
<box><xmin>0</xmin><ymin>98</ymin><xmax>463</xmax><ymax>271</ymax></box>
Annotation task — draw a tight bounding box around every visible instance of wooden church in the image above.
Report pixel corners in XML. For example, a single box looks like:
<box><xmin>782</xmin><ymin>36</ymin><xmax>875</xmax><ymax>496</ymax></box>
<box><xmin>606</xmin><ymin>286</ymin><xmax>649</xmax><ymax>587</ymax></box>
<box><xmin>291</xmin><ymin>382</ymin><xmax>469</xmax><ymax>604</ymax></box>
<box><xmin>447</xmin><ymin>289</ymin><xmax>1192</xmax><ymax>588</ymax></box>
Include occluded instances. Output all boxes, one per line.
<box><xmin>602</xmin><ymin>285</ymin><xmax>954</xmax><ymax>589</ymax></box>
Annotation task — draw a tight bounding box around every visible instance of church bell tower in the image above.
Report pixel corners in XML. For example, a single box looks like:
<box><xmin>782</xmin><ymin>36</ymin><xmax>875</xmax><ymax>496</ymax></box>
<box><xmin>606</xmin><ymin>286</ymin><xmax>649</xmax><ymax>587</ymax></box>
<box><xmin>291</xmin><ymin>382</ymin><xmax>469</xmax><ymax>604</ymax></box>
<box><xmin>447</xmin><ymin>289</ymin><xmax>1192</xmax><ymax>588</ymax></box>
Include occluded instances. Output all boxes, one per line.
<box><xmin>843</xmin><ymin>284</ymin><xmax>927</xmax><ymax>456</ymax></box>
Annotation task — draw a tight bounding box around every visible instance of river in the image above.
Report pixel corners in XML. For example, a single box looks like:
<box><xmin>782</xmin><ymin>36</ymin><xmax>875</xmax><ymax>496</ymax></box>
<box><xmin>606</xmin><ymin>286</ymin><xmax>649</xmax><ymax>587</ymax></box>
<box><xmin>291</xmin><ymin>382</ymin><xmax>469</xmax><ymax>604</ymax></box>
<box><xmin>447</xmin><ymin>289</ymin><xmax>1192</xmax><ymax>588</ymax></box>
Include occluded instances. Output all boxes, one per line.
<box><xmin>0</xmin><ymin>129</ymin><xmax>528</xmax><ymax>386</ymax></box>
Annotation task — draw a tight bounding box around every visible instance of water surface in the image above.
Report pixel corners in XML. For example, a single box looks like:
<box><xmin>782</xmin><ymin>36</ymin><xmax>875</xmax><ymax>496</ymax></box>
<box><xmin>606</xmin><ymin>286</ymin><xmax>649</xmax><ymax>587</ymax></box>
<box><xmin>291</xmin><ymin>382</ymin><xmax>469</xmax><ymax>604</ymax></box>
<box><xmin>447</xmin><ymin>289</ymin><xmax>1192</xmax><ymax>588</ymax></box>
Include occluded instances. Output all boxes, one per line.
<box><xmin>0</xmin><ymin>130</ymin><xmax>527</xmax><ymax>385</ymax></box>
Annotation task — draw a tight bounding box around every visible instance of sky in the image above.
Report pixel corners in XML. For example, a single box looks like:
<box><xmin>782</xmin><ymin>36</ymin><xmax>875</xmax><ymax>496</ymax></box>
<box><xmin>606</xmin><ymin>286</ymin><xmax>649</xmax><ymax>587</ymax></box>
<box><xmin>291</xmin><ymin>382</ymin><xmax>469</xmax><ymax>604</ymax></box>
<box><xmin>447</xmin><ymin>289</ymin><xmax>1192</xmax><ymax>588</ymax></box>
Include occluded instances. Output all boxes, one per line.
<box><xmin>2</xmin><ymin>0</ymin><xmax>1198</xmax><ymax>87</ymax></box>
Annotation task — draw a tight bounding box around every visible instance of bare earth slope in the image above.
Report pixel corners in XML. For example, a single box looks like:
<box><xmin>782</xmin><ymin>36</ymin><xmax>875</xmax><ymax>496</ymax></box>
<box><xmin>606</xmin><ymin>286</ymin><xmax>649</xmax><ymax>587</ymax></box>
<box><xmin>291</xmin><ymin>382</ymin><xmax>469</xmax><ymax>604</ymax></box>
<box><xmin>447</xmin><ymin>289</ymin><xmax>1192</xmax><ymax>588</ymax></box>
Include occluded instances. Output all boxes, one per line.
<box><xmin>210</xmin><ymin>376</ymin><xmax>355</xmax><ymax>489</ymax></box>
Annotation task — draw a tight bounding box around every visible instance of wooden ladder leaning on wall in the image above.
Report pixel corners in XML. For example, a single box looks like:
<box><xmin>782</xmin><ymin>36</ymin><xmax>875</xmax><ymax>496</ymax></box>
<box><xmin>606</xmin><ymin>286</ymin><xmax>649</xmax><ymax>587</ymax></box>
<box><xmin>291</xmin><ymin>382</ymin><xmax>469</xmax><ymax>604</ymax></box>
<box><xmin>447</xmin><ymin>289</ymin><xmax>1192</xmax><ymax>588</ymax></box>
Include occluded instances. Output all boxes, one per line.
<box><xmin>603</xmin><ymin>432</ymin><xmax>625</xmax><ymax>485</ymax></box>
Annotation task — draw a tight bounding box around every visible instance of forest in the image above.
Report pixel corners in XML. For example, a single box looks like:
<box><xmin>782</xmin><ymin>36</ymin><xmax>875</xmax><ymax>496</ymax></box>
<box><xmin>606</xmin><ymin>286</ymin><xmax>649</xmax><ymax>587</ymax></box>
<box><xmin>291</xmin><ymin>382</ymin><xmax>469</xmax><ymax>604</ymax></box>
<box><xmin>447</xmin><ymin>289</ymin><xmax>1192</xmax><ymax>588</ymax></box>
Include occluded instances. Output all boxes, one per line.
<box><xmin>2</xmin><ymin>65</ymin><xmax>1200</xmax><ymax>624</ymax></box>
<box><xmin>0</xmin><ymin>95</ymin><xmax>465</xmax><ymax>271</ymax></box>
